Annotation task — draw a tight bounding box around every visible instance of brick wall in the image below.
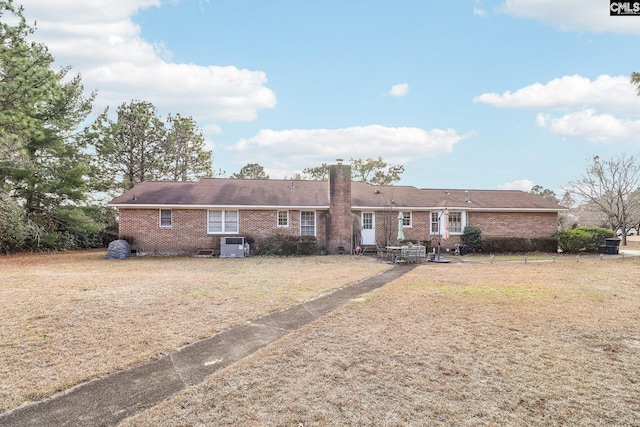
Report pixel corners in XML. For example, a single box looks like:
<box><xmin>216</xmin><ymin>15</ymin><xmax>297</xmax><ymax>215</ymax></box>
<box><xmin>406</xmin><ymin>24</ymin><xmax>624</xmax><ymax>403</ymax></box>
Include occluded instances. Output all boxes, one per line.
<box><xmin>118</xmin><ymin>206</ymin><xmax>558</xmax><ymax>256</ymax></box>
<box><xmin>119</xmin><ymin>208</ymin><xmax>329</xmax><ymax>255</ymax></box>
<box><xmin>371</xmin><ymin>210</ymin><xmax>461</xmax><ymax>251</ymax></box>
<box><xmin>468</xmin><ymin>211</ymin><xmax>558</xmax><ymax>238</ymax></box>
<box><xmin>238</xmin><ymin>209</ymin><xmax>328</xmax><ymax>253</ymax></box>
<box><xmin>119</xmin><ymin>209</ymin><xmax>213</xmax><ymax>256</ymax></box>
<box><xmin>328</xmin><ymin>163</ymin><xmax>352</xmax><ymax>253</ymax></box>
<box><xmin>366</xmin><ymin>210</ymin><xmax>557</xmax><ymax>252</ymax></box>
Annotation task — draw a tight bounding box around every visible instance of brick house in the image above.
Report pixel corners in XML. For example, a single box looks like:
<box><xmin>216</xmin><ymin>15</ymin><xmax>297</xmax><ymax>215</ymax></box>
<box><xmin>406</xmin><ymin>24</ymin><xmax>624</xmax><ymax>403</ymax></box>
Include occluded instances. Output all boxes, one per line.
<box><xmin>108</xmin><ymin>161</ymin><xmax>564</xmax><ymax>255</ymax></box>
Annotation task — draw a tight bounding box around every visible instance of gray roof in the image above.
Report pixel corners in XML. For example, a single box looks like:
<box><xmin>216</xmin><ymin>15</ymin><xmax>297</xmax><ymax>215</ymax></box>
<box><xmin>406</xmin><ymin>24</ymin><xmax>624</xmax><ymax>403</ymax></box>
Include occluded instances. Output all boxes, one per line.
<box><xmin>108</xmin><ymin>179</ymin><xmax>564</xmax><ymax>211</ymax></box>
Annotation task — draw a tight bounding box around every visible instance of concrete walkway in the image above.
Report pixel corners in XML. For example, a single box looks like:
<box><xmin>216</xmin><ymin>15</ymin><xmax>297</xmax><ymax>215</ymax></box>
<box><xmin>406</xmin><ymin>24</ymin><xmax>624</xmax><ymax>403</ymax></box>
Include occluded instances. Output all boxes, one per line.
<box><xmin>0</xmin><ymin>264</ymin><xmax>415</xmax><ymax>427</ymax></box>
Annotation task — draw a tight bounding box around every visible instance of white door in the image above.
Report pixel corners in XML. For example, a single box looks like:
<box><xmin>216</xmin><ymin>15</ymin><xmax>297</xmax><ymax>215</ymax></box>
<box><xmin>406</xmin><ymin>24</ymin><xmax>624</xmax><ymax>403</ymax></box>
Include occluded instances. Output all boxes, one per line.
<box><xmin>361</xmin><ymin>212</ymin><xmax>375</xmax><ymax>245</ymax></box>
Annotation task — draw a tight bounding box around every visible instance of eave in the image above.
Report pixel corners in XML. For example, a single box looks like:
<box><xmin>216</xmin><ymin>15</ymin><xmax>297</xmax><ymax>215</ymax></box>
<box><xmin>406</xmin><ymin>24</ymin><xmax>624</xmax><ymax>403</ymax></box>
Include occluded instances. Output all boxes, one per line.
<box><xmin>108</xmin><ymin>203</ymin><xmax>330</xmax><ymax>210</ymax></box>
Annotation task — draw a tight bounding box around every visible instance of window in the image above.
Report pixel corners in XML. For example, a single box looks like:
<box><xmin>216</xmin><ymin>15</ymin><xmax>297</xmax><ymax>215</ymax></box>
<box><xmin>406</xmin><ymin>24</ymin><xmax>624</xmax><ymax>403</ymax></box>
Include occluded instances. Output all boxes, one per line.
<box><xmin>430</xmin><ymin>211</ymin><xmax>465</xmax><ymax>234</ymax></box>
<box><xmin>449</xmin><ymin>212</ymin><xmax>462</xmax><ymax>233</ymax></box>
<box><xmin>300</xmin><ymin>211</ymin><xmax>316</xmax><ymax>236</ymax></box>
<box><xmin>401</xmin><ymin>212</ymin><xmax>412</xmax><ymax>227</ymax></box>
<box><xmin>362</xmin><ymin>212</ymin><xmax>373</xmax><ymax>230</ymax></box>
<box><xmin>207</xmin><ymin>210</ymin><xmax>239</xmax><ymax>234</ymax></box>
<box><xmin>430</xmin><ymin>212</ymin><xmax>439</xmax><ymax>233</ymax></box>
<box><xmin>277</xmin><ymin>210</ymin><xmax>289</xmax><ymax>227</ymax></box>
<box><xmin>159</xmin><ymin>209</ymin><xmax>172</xmax><ymax>227</ymax></box>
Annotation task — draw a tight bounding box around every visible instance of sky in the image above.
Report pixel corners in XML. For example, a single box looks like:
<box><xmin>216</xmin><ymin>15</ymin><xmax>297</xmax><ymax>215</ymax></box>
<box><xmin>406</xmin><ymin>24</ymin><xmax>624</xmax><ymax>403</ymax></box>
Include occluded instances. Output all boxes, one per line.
<box><xmin>15</xmin><ymin>0</ymin><xmax>640</xmax><ymax>194</ymax></box>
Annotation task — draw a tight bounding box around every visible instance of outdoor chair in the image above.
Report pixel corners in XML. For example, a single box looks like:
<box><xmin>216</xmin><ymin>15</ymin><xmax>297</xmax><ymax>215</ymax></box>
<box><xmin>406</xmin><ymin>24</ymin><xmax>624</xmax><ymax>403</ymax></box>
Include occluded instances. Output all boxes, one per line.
<box><xmin>376</xmin><ymin>243</ymin><xmax>392</xmax><ymax>262</ymax></box>
<box><xmin>406</xmin><ymin>245</ymin><xmax>421</xmax><ymax>263</ymax></box>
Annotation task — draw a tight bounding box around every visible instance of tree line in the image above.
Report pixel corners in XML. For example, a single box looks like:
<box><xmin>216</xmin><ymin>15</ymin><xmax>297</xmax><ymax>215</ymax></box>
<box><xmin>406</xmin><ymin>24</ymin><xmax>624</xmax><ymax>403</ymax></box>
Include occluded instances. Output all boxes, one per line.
<box><xmin>0</xmin><ymin>2</ymin><xmax>406</xmax><ymax>253</ymax></box>
<box><xmin>230</xmin><ymin>156</ymin><xmax>404</xmax><ymax>186</ymax></box>
<box><xmin>0</xmin><ymin>2</ymin><xmax>213</xmax><ymax>252</ymax></box>
<box><xmin>3</xmin><ymin>0</ymin><xmax>640</xmax><ymax>252</ymax></box>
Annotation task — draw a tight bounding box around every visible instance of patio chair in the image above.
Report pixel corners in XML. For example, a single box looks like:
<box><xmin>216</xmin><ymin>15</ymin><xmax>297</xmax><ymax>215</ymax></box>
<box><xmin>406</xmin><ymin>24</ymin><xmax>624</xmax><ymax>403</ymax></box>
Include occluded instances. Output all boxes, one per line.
<box><xmin>376</xmin><ymin>243</ymin><xmax>391</xmax><ymax>261</ymax></box>
<box><xmin>406</xmin><ymin>245</ymin><xmax>421</xmax><ymax>263</ymax></box>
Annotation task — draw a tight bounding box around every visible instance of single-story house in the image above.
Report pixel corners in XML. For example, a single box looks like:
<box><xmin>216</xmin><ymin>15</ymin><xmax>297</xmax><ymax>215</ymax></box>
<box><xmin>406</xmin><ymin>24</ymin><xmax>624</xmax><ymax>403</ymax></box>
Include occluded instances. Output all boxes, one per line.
<box><xmin>108</xmin><ymin>161</ymin><xmax>565</xmax><ymax>255</ymax></box>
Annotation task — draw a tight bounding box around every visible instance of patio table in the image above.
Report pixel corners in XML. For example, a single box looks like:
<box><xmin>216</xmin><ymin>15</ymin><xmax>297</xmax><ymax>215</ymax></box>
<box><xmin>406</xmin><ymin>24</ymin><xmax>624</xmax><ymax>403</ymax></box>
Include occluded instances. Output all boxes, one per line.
<box><xmin>386</xmin><ymin>245</ymin><xmax>426</xmax><ymax>263</ymax></box>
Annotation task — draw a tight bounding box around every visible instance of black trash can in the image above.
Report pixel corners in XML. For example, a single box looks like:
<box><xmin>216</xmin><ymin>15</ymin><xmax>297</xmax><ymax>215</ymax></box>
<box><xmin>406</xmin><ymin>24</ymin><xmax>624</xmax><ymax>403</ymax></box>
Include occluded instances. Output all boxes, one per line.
<box><xmin>603</xmin><ymin>238</ymin><xmax>621</xmax><ymax>255</ymax></box>
<box><xmin>458</xmin><ymin>245</ymin><xmax>468</xmax><ymax>255</ymax></box>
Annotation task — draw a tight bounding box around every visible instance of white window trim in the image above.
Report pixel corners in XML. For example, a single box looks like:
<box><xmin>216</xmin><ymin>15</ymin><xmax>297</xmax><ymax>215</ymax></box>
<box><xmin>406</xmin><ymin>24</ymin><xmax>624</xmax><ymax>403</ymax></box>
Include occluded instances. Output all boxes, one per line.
<box><xmin>300</xmin><ymin>211</ymin><xmax>316</xmax><ymax>237</ymax></box>
<box><xmin>448</xmin><ymin>211</ymin><xmax>465</xmax><ymax>234</ymax></box>
<box><xmin>430</xmin><ymin>212</ymin><xmax>439</xmax><ymax>234</ymax></box>
<box><xmin>277</xmin><ymin>210</ymin><xmax>289</xmax><ymax>227</ymax></box>
<box><xmin>430</xmin><ymin>210</ymin><xmax>466</xmax><ymax>235</ymax></box>
<box><xmin>402</xmin><ymin>211</ymin><xmax>412</xmax><ymax>228</ymax></box>
<box><xmin>159</xmin><ymin>209</ymin><xmax>172</xmax><ymax>228</ymax></box>
<box><xmin>207</xmin><ymin>210</ymin><xmax>239</xmax><ymax>234</ymax></box>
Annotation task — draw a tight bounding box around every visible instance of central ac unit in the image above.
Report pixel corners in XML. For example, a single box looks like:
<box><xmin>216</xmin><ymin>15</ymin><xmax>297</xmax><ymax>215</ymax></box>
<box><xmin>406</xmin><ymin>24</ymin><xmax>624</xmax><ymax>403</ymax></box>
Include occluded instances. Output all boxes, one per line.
<box><xmin>220</xmin><ymin>237</ymin><xmax>249</xmax><ymax>258</ymax></box>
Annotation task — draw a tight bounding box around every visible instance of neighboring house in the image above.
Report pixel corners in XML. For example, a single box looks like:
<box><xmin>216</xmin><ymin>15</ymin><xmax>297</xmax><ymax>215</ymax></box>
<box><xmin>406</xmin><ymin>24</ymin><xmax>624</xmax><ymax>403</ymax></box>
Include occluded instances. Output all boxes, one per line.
<box><xmin>108</xmin><ymin>161</ymin><xmax>565</xmax><ymax>255</ymax></box>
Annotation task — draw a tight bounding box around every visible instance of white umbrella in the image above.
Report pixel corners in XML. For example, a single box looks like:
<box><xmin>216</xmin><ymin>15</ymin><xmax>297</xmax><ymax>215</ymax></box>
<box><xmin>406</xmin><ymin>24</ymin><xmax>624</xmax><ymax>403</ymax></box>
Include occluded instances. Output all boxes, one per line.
<box><xmin>397</xmin><ymin>212</ymin><xmax>405</xmax><ymax>242</ymax></box>
<box><xmin>442</xmin><ymin>209</ymin><xmax>450</xmax><ymax>240</ymax></box>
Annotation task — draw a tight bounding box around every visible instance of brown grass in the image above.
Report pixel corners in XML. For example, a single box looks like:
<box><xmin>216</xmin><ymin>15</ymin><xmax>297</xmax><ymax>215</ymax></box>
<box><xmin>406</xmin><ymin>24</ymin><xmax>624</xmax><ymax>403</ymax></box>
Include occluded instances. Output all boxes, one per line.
<box><xmin>0</xmin><ymin>251</ymin><xmax>390</xmax><ymax>413</ymax></box>
<box><xmin>120</xmin><ymin>257</ymin><xmax>640</xmax><ymax>426</ymax></box>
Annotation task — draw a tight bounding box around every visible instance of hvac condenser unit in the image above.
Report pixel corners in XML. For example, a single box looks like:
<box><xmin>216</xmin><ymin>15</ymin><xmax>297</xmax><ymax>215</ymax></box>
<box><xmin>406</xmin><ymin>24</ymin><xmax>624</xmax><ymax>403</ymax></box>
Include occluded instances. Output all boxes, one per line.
<box><xmin>220</xmin><ymin>237</ymin><xmax>249</xmax><ymax>258</ymax></box>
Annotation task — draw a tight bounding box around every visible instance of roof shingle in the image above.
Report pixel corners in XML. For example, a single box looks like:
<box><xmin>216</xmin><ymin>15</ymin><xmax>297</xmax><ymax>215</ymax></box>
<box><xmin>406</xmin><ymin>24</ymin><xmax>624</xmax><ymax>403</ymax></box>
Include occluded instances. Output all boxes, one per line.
<box><xmin>108</xmin><ymin>179</ymin><xmax>564</xmax><ymax>211</ymax></box>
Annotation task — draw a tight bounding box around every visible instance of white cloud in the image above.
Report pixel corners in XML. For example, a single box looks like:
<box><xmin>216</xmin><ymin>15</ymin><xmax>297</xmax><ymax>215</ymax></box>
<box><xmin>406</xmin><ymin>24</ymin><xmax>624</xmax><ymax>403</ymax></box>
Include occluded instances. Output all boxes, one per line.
<box><xmin>497</xmin><ymin>0</ymin><xmax>640</xmax><ymax>35</ymax></box>
<box><xmin>476</xmin><ymin>74</ymin><xmax>640</xmax><ymax>144</ymax></box>
<box><xmin>387</xmin><ymin>83</ymin><xmax>410</xmax><ymax>97</ymax></box>
<box><xmin>228</xmin><ymin>125</ymin><xmax>475</xmax><ymax>175</ymax></box>
<box><xmin>474</xmin><ymin>75</ymin><xmax>640</xmax><ymax>115</ymax></box>
<box><xmin>473</xmin><ymin>0</ymin><xmax>487</xmax><ymax>16</ymax></box>
<box><xmin>536</xmin><ymin>109</ymin><xmax>640</xmax><ymax>143</ymax></box>
<box><xmin>19</xmin><ymin>0</ymin><xmax>277</xmax><ymax>122</ymax></box>
<box><xmin>498</xmin><ymin>179</ymin><xmax>534</xmax><ymax>191</ymax></box>
<box><xmin>473</xmin><ymin>8</ymin><xmax>487</xmax><ymax>17</ymax></box>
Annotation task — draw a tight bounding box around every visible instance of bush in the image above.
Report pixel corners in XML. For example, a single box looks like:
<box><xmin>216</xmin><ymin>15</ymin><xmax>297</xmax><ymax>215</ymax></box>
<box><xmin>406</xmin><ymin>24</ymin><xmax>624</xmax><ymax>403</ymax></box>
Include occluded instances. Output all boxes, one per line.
<box><xmin>530</xmin><ymin>237</ymin><xmax>559</xmax><ymax>253</ymax></box>
<box><xmin>480</xmin><ymin>237</ymin><xmax>559</xmax><ymax>254</ymax></box>
<box><xmin>461</xmin><ymin>226</ymin><xmax>482</xmax><ymax>253</ymax></box>
<box><xmin>257</xmin><ymin>234</ymin><xmax>317</xmax><ymax>256</ymax></box>
<box><xmin>554</xmin><ymin>226</ymin><xmax>615</xmax><ymax>253</ymax></box>
<box><xmin>482</xmin><ymin>237</ymin><xmax>531</xmax><ymax>253</ymax></box>
<box><xmin>0</xmin><ymin>195</ymin><xmax>29</xmax><ymax>253</ymax></box>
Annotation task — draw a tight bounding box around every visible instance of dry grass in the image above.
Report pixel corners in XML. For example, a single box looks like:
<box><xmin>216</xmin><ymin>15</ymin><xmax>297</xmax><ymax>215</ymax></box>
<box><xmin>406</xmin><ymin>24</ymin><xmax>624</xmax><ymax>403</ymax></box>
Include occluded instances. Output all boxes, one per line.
<box><xmin>0</xmin><ymin>251</ymin><xmax>390</xmax><ymax>413</ymax></box>
<box><xmin>121</xmin><ymin>257</ymin><xmax>640</xmax><ymax>426</ymax></box>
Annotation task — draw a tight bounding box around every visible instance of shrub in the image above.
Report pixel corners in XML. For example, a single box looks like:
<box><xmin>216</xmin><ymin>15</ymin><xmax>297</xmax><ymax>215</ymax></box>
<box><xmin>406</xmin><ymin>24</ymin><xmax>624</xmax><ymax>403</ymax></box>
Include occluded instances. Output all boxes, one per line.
<box><xmin>480</xmin><ymin>237</ymin><xmax>558</xmax><ymax>254</ymax></box>
<box><xmin>0</xmin><ymin>195</ymin><xmax>28</xmax><ymax>253</ymax></box>
<box><xmin>461</xmin><ymin>226</ymin><xmax>482</xmax><ymax>252</ymax></box>
<box><xmin>257</xmin><ymin>234</ymin><xmax>317</xmax><ymax>256</ymax></box>
<box><xmin>554</xmin><ymin>226</ymin><xmax>615</xmax><ymax>253</ymax></box>
<box><xmin>482</xmin><ymin>237</ymin><xmax>531</xmax><ymax>253</ymax></box>
<box><xmin>530</xmin><ymin>237</ymin><xmax>559</xmax><ymax>253</ymax></box>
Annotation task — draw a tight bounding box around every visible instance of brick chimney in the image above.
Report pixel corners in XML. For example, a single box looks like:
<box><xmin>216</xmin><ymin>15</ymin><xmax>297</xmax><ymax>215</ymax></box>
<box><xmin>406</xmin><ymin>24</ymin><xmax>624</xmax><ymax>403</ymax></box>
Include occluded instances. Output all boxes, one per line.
<box><xmin>328</xmin><ymin>159</ymin><xmax>352</xmax><ymax>254</ymax></box>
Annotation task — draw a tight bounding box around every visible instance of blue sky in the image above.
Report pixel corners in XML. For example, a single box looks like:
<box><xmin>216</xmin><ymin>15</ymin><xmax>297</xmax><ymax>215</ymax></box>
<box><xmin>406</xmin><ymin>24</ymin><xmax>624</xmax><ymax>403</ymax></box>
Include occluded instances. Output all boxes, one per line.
<box><xmin>18</xmin><ymin>0</ymin><xmax>640</xmax><ymax>194</ymax></box>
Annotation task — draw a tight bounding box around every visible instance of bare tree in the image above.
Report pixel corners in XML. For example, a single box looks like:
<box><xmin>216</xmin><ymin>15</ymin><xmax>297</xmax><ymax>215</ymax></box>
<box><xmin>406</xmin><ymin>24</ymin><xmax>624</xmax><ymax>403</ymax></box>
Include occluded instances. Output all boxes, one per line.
<box><xmin>565</xmin><ymin>154</ymin><xmax>640</xmax><ymax>245</ymax></box>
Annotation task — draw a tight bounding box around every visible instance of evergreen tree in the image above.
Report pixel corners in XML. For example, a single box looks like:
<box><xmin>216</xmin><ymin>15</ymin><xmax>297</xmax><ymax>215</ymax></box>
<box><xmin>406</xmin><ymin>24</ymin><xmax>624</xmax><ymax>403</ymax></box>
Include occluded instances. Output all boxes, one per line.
<box><xmin>161</xmin><ymin>113</ymin><xmax>212</xmax><ymax>181</ymax></box>
<box><xmin>231</xmin><ymin>163</ymin><xmax>269</xmax><ymax>179</ymax></box>
<box><xmin>88</xmin><ymin>100</ymin><xmax>166</xmax><ymax>191</ymax></box>
<box><xmin>0</xmin><ymin>1</ymin><xmax>96</xmax><ymax>249</ymax></box>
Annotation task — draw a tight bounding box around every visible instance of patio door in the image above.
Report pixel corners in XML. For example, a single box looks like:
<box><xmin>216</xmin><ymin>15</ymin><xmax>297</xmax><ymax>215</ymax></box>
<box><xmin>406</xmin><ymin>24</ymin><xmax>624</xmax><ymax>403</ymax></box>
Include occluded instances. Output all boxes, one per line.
<box><xmin>361</xmin><ymin>212</ymin><xmax>375</xmax><ymax>245</ymax></box>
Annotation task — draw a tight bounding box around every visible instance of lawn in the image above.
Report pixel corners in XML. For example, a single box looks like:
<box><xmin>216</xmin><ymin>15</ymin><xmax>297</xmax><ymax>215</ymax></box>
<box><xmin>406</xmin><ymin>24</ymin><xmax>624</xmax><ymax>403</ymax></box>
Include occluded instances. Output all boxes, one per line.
<box><xmin>0</xmin><ymin>251</ymin><xmax>390</xmax><ymax>413</ymax></box>
<box><xmin>2</xmin><ymin>249</ymin><xmax>640</xmax><ymax>426</ymax></box>
<box><xmin>119</xmin><ymin>256</ymin><xmax>640</xmax><ymax>426</ymax></box>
